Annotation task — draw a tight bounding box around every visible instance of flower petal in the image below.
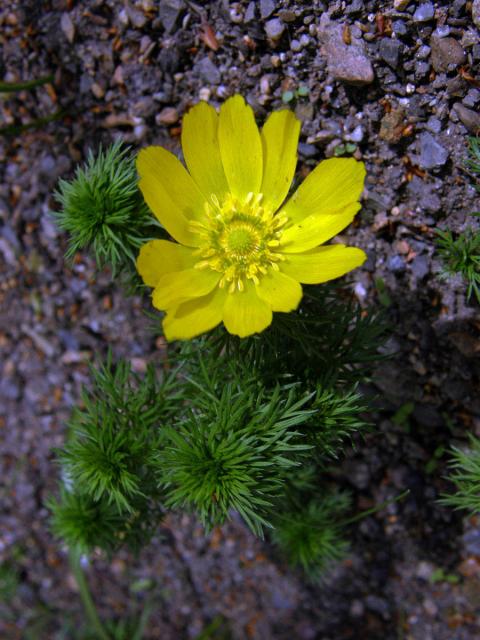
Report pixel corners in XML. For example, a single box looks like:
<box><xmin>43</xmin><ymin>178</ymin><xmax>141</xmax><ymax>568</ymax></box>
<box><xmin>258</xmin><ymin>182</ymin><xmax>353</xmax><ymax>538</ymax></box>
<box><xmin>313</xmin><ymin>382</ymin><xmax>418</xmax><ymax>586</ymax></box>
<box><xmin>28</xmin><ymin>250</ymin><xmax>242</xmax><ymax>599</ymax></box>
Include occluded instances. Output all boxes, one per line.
<box><xmin>222</xmin><ymin>281</ymin><xmax>272</xmax><ymax>337</ymax></box>
<box><xmin>255</xmin><ymin>269</ymin><xmax>302</xmax><ymax>312</ymax></box>
<box><xmin>152</xmin><ymin>268</ymin><xmax>220</xmax><ymax>310</ymax></box>
<box><xmin>218</xmin><ymin>95</ymin><xmax>263</xmax><ymax>200</ymax></box>
<box><xmin>260</xmin><ymin>109</ymin><xmax>300</xmax><ymax>213</ymax></box>
<box><xmin>181</xmin><ymin>101</ymin><xmax>229</xmax><ymax>202</ymax></box>
<box><xmin>137</xmin><ymin>146</ymin><xmax>206</xmax><ymax>246</ymax></box>
<box><xmin>137</xmin><ymin>240</ymin><xmax>197</xmax><ymax>287</ymax></box>
<box><xmin>163</xmin><ymin>287</ymin><xmax>226</xmax><ymax>341</ymax></box>
<box><xmin>280</xmin><ymin>245</ymin><xmax>366</xmax><ymax>284</ymax></box>
<box><xmin>282</xmin><ymin>158</ymin><xmax>366</xmax><ymax>225</ymax></box>
<box><xmin>280</xmin><ymin>202</ymin><xmax>361</xmax><ymax>253</ymax></box>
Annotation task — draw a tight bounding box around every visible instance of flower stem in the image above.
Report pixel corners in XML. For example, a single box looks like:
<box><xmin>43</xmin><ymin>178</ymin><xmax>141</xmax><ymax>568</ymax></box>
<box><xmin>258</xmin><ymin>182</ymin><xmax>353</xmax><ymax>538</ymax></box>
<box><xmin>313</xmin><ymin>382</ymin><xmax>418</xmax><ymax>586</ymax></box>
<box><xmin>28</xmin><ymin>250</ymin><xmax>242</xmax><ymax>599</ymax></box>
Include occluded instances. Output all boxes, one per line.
<box><xmin>68</xmin><ymin>548</ymin><xmax>111</xmax><ymax>640</ymax></box>
<box><xmin>0</xmin><ymin>74</ymin><xmax>54</xmax><ymax>92</ymax></box>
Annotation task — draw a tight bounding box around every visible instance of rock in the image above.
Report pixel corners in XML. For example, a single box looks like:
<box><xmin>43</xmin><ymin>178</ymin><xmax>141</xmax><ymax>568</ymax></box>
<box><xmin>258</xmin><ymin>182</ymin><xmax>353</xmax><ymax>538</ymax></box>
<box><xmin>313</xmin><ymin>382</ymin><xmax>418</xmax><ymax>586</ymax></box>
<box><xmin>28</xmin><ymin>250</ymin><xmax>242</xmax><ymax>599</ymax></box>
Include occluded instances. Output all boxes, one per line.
<box><xmin>60</xmin><ymin>12</ymin><xmax>75</xmax><ymax>43</ymax></box>
<box><xmin>155</xmin><ymin>107</ymin><xmax>179</xmax><ymax>125</ymax></box>
<box><xmin>379</xmin><ymin>107</ymin><xmax>406</xmax><ymax>143</ymax></box>
<box><xmin>394</xmin><ymin>0</ymin><xmax>411</xmax><ymax>8</ymax></box>
<box><xmin>417</xmin><ymin>132</ymin><xmax>449</xmax><ymax>169</ymax></box>
<box><xmin>453</xmin><ymin>103</ymin><xmax>480</xmax><ymax>133</ymax></box>
<box><xmin>392</xmin><ymin>20</ymin><xmax>408</xmax><ymax>36</ymax></box>
<box><xmin>379</xmin><ymin>38</ymin><xmax>402</xmax><ymax>68</ymax></box>
<box><xmin>387</xmin><ymin>255</ymin><xmax>406</xmax><ymax>273</ymax></box>
<box><xmin>318</xmin><ymin>15</ymin><xmax>374</xmax><ymax>86</ymax></box>
<box><xmin>413</xmin><ymin>2</ymin><xmax>435</xmax><ymax>22</ymax></box>
<box><xmin>424</xmin><ymin>118</ymin><xmax>441</xmax><ymax>135</ymax></box>
<box><xmin>473</xmin><ymin>0</ymin><xmax>480</xmax><ymax>29</ymax></box>
<box><xmin>415</xmin><ymin>62</ymin><xmax>430</xmax><ymax>80</ymax></box>
<box><xmin>195</xmin><ymin>56</ymin><xmax>220</xmax><ymax>84</ymax></box>
<box><xmin>126</xmin><ymin>4</ymin><xmax>147</xmax><ymax>28</ymax></box>
<box><xmin>244</xmin><ymin>2</ymin><xmax>255</xmax><ymax>22</ymax></box>
<box><xmin>260</xmin><ymin>0</ymin><xmax>275</xmax><ymax>19</ymax></box>
<box><xmin>265</xmin><ymin>18</ymin><xmax>285</xmax><ymax>41</ymax></box>
<box><xmin>343</xmin><ymin>460</ymin><xmax>370</xmax><ymax>490</ymax></box>
<box><xmin>464</xmin><ymin>89</ymin><xmax>480</xmax><ymax>108</ymax></box>
<box><xmin>433</xmin><ymin>25</ymin><xmax>450</xmax><ymax>38</ymax></box>
<box><xmin>430</xmin><ymin>36</ymin><xmax>466</xmax><ymax>73</ymax></box>
<box><xmin>158</xmin><ymin>0</ymin><xmax>184</xmax><ymax>33</ymax></box>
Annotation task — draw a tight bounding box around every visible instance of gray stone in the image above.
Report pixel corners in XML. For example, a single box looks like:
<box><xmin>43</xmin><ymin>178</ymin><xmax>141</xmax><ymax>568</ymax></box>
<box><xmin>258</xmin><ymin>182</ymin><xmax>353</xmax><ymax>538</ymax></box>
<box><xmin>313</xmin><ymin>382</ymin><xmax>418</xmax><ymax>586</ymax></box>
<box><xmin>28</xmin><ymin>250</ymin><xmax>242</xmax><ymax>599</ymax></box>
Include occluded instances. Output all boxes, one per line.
<box><xmin>410</xmin><ymin>255</ymin><xmax>430</xmax><ymax>280</ymax></box>
<box><xmin>388</xmin><ymin>255</ymin><xmax>406</xmax><ymax>274</ymax></box>
<box><xmin>425</xmin><ymin>117</ymin><xmax>442</xmax><ymax>133</ymax></box>
<box><xmin>343</xmin><ymin>460</ymin><xmax>370</xmax><ymax>490</ymax></box>
<box><xmin>415</xmin><ymin>45</ymin><xmax>431</xmax><ymax>60</ymax></box>
<box><xmin>379</xmin><ymin>38</ymin><xmax>402</xmax><ymax>68</ymax></box>
<box><xmin>417</xmin><ymin>132</ymin><xmax>449</xmax><ymax>169</ymax></box>
<box><xmin>415</xmin><ymin>61</ymin><xmax>430</xmax><ymax>80</ymax></box>
<box><xmin>413</xmin><ymin>2</ymin><xmax>435</xmax><ymax>22</ymax></box>
<box><xmin>195</xmin><ymin>56</ymin><xmax>220</xmax><ymax>84</ymax></box>
<box><xmin>260</xmin><ymin>0</ymin><xmax>275</xmax><ymax>19</ymax></box>
<box><xmin>392</xmin><ymin>20</ymin><xmax>407</xmax><ymax>36</ymax></box>
<box><xmin>433</xmin><ymin>25</ymin><xmax>450</xmax><ymax>38</ymax></box>
<box><xmin>158</xmin><ymin>0</ymin><xmax>184</xmax><ymax>34</ymax></box>
<box><xmin>265</xmin><ymin>18</ymin><xmax>285</xmax><ymax>41</ymax></box>
<box><xmin>430</xmin><ymin>36</ymin><xmax>466</xmax><ymax>73</ymax></box>
<box><xmin>60</xmin><ymin>12</ymin><xmax>75</xmax><ymax>43</ymax></box>
<box><xmin>318</xmin><ymin>15</ymin><xmax>374</xmax><ymax>86</ymax></box>
<box><xmin>244</xmin><ymin>2</ymin><xmax>255</xmax><ymax>22</ymax></box>
<box><xmin>452</xmin><ymin>103</ymin><xmax>480</xmax><ymax>133</ymax></box>
<box><xmin>298</xmin><ymin>143</ymin><xmax>318</xmax><ymax>158</ymax></box>
<box><xmin>473</xmin><ymin>0</ymin><xmax>480</xmax><ymax>29</ymax></box>
<box><xmin>464</xmin><ymin>89</ymin><xmax>480</xmax><ymax>108</ymax></box>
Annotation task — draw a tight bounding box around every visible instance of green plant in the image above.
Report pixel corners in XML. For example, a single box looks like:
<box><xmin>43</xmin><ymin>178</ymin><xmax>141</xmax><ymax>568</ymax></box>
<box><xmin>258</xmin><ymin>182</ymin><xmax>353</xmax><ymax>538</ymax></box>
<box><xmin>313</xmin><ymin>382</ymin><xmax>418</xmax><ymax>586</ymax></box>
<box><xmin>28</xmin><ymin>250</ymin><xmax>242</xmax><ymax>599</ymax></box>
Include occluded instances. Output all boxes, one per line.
<box><xmin>440</xmin><ymin>435</ymin><xmax>480</xmax><ymax>514</ymax></box>
<box><xmin>435</xmin><ymin>227</ymin><xmax>480</xmax><ymax>303</ymax></box>
<box><xmin>54</xmin><ymin>140</ymin><xmax>162</xmax><ymax>274</ymax></box>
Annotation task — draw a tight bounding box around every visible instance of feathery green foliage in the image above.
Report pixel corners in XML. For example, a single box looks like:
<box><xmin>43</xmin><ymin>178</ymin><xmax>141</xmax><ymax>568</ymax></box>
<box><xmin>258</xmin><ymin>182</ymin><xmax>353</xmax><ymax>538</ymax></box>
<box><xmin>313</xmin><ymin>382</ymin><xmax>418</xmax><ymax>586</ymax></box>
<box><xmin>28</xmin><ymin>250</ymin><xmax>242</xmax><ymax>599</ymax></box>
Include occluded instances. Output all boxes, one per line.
<box><xmin>272</xmin><ymin>485</ymin><xmax>351</xmax><ymax>579</ymax></box>
<box><xmin>440</xmin><ymin>435</ymin><xmax>480</xmax><ymax>514</ymax></box>
<box><xmin>435</xmin><ymin>228</ymin><xmax>480</xmax><ymax>303</ymax></box>
<box><xmin>161</xmin><ymin>376</ymin><xmax>313</xmax><ymax>536</ymax></box>
<box><xmin>50</xmin><ymin>355</ymin><xmax>182</xmax><ymax>553</ymax></box>
<box><xmin>54</xmin><ymin>140</ymin><xmax>160</xmax><ymax>274</ymax></box>
<box><xmin>465</xmin><ymin>136</ymin><xmax>480</xmax><ymax>189</ymax></box>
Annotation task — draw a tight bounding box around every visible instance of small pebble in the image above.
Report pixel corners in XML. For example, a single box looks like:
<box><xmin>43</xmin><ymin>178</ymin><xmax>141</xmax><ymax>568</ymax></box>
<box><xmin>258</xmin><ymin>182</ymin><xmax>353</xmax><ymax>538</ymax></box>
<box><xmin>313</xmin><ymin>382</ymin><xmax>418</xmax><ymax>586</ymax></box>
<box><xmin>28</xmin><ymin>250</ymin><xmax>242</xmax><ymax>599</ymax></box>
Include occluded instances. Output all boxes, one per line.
<box><xmin>155</xmin><ymin>107</ymin><xmax>179</xmax><ymax>125</ymax></box>
<box><xmin>60</xmin><ymin>12</ymin><xmax>75</xmax><ymax>43</ymax></box>
<box><xmin>417</xmin><ymin>132</ymin><xmax>449</xmax><ymax>169</ymax></box>
<box><xmin>260</xmin><ymin>0</ymin><xmax>275</xmax><ymax>19</ymax></box>
<box><xmin>413</xmin><ymin>2</ymin><xmax>435</xmax><ymax>22</ymax></box>
<box><xmin>265</xmin><ymin>18</ymin><xmax>285</xmax><ymax>41</ymax></box>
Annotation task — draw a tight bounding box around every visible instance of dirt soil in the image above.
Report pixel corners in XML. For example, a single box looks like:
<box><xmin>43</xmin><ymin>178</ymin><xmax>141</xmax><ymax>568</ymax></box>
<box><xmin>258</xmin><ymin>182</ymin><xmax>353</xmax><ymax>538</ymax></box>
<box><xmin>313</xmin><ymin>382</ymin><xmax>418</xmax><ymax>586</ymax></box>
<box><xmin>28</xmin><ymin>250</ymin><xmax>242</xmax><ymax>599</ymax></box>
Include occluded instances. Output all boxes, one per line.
<box><xmin>1</xmin><ymin>0</ymin><xmax>480</xmax><ymax>638</ymax></box>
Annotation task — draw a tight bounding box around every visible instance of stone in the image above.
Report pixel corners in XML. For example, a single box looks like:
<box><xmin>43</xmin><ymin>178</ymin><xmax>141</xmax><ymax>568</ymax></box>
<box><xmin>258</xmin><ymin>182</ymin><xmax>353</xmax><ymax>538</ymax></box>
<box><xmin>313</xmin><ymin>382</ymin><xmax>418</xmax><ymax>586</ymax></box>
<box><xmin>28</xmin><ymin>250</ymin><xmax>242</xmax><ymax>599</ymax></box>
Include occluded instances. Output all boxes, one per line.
<box><xmin>473</xmin><ymin>0</ymin><xmax>480</xmax><ymax>29</ymax></box>
<box><xmin>158</xmin><ymin>0</ymin><xmax>184</xmax><ymax>33</ymax></box>
<box><xmin>388</xmin><ymin>255</ymin><xmax>406</xmax><ymax>273</ymax></box>
<box><xmin>417</xmin><ymin>132</ymin><xmax>449</xmax><ymax>169</ymax></box>
<box><xmin>413</xmin><ymin>2</ymin><xmax>435</xmax><ymax>22</ymax></box>
<box><xmin>453</xmin><ymin>103</ymin><xmax>480</xmax><ymax>133</ymax></box>
<box><xmin>244</xmin><ymin>2</ymin><xmax>255</xmax><ymax>22</ymax></box>
<box><xmin>394</xmin><ymin>0</ymin><xmax>411</xmax><ymax>8</ymax></box>
<box><xmin>265</xmin><ymin>18</ymin><xmax>285</xmax><ymax>41</ymax></box>
<box><xmin>60</xmin><ymin>12</ymin><xmax>75</xmax><ymax>43</ymax></box>
<box><xmin>260</xmin><ymin>0</ymin><xmax>275</xmax><ymax>19</ymax></box>
<box><xmin>379</xmin><ymin>38</ymin><xmax>402</xmax><ymax>68</ymax></box>
<box><xmin>318</xmin><ymin>15</ymin><xmax>374</xmax><ymax>86</ymax></box>
<box><xmin>392</xmin><ymin>20</ymin><xmax>407</xmax><ymax>36</ymax></box>
<box><xmin>379</xmin><ymin>108</ymin><xmax>406</xmax><ymax>144</ymax></box>
<box><xmin>464</xmin><ymin>89</ymin><xmax>480</xmax><ymax>108</ymax></box>
<box><xmin>195</xmin><ymin>56</ymin><xmax>220</xmax><ymax>84</ymax></box>
<box><xmin>155</xmin><ymin>107</ymin><xmax>179</xmax><ymax>125</ymax></box>
<box><xmin>430</xmin><ymin>36</ymin><xmax>466</xmax><ymax>73</ymax></box>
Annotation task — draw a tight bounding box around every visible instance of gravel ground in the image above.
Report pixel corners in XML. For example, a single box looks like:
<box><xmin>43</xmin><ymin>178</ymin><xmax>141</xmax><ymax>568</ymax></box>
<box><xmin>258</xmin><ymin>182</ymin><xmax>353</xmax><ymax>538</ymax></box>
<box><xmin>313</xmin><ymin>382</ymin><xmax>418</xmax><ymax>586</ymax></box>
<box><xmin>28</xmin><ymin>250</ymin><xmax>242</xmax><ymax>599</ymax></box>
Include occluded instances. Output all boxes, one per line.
<box><xmin>1</xmin><ymin>0</ymin><xmax>480</xmax><ymax>638</ymax></box>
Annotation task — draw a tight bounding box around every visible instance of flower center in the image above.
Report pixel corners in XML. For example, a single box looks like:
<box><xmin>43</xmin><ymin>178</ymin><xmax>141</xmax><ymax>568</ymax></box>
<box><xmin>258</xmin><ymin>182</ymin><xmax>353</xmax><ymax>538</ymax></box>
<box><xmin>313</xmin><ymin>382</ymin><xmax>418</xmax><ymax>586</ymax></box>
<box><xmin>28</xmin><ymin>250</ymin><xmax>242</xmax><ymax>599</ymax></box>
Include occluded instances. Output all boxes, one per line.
<box><xmin>190</xmin><ymin>192</ymin><xmax>288</xmax><ymax>293</ymax></box>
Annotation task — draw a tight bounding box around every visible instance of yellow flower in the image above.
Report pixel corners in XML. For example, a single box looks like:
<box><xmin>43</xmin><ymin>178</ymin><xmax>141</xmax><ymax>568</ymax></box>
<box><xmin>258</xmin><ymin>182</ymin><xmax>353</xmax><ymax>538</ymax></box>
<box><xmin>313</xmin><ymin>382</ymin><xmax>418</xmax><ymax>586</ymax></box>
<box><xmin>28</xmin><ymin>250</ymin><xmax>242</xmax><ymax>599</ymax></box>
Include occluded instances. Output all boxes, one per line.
<box><xmin>136</xmin><ymin>95</ymin><xmax>366</xmax><ymax>340</ymax></box>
